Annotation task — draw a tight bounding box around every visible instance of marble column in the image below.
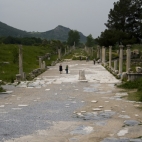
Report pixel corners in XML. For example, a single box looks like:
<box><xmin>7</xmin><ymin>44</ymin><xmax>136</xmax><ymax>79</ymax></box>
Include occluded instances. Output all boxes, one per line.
<box><xmin>19</xmin><ymin>45</ymin><xmax>23</xmax><ymax>79</ymax></box>
<box><xmin>74</xmin><ymin>42</ymin><xmax>75</xmax><ymax>49</ymax></box>
<box><xmin>119</xmin><ymin>45</ymin><xmax>124</xmax><ymax>74</ymax></box>
<box><xmin>97</xmin><ymin>46</ymin><xmax>100</xmax><ymax>59</ymax></box>
<box><xmin>114</xmin><ymin>60</ymin><xmax>118</xmax><ymax>70</ymax></box>
<box><xmin>91</xmin><ymin>47</ymin><xmax>93</xmax><ymax>57</ymax></box>
<box><xmin>39</xmin><ymin>58</ymin><xmax>42</xmax><ymax>68</ymax></box>
<box><xmin>58</xmin><ymin>48</ymin><xmax>61</xmax><ymax>59</ymax></box>
<box><xmin>101</xmin><ymin>46</ymin><xmax>104</xmax><ymax>63</ymax></box>
<box><xmin>109</xmin><ymin>46</ymin><xmax>112</xmax><ymax>68</ymax></box>
<box><xmin>126</xmin><ymin>45</ymin><xmax>131</xmax><ymax>72</ymax></box>
<box><xmin>102</xmin><ymin>46</ymin><xmax>106</xmax><ymax>64</ymax></box>
<box><xmin>100</xmin><ymin>47</ymin><xmax>102</xmax><ymax>61</ymax></box>
<box><xmin>42</xmin><ymin>61</ymin><xmax>46</xmax><ymax>69</ymax></box>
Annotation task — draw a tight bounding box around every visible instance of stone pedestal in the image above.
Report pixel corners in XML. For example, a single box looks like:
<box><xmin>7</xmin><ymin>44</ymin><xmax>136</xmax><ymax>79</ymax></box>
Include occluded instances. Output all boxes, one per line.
<box><xmin>16</xmin><ymin>74</ymin><xmax>21</xmax><ymax>82</ymax></box>
<box><xmin>127</xmin><ymin>73</ymin><xmax>142</xmax><ymax>81</ymax></box>
<box><xmin>126</xmin><ymin>45</ymin><xmax>131</xmax><ymax>72</ymax></box>
<box><xmin>78</xmin><ymin>70</ymin><xmax>86</xmax><ymax>80</ymax></box>
<box><xmin>119</xmin><ymin>45</ymin><xmax>124</xmax><ymax>74</ymax></box>
<box><xmin>109</xmin><ymin>46</ymin><xmax>112</xmax><ymax>68</ymax></box>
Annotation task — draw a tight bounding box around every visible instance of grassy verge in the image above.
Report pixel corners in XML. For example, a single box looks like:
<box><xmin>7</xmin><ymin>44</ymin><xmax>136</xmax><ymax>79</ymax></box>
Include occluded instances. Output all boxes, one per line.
<box><xmin>0</xmin><ymin>44</ymin><xmax>58</xmax><ymax>82</ymax></box>
<box><xmin>118</xmin><ymin>78</ymin><xmax>142</xmax><ymax>102</ymax></box>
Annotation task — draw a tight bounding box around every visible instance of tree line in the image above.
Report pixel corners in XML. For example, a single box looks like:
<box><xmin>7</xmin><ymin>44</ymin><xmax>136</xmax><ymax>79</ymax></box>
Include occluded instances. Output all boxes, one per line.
<box><xmin>0</xmin><ymin>36</ymin><xmax>43</xmax><ymax>46</ymax></box>
<box><xmin>0</xmin><ymin>31</ymin><xmax>96</xmax><ymax>48</ymax></box>
<box><xmin>95</xmin><ymin>0</ymin><xmax>142</xmax><ymax>46</ymax></box>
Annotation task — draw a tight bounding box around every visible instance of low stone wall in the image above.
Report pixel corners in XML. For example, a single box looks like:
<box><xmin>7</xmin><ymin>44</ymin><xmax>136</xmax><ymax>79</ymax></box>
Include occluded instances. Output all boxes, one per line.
<box><xmin>127</xmin><ymin>73</ymin><xmax>142</xmax><ymax>81</ymax></box>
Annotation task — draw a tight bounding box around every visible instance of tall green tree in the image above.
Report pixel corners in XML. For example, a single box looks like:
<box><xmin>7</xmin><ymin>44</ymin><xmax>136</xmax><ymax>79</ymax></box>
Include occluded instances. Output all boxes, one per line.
<box><xmin>86</xmin><ymin>34</ymin><xmax>94</xmax><ymax>47</ymax></box>
<box><xmin>105</xmin><ymin>0</ymin><xmax>142</xmax><ymax>43</ymax></box>
<box><xmin>67</xmin><ymin>30</ymin><xmax>80</xmax><ymax>46</ymax></box>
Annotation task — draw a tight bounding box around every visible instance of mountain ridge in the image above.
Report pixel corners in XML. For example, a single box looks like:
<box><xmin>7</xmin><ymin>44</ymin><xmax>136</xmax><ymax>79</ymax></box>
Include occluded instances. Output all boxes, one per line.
<box><xmin>0</xmin><ymin>21</ymin><xmax>86</xmax><ymax>43</ymax></box>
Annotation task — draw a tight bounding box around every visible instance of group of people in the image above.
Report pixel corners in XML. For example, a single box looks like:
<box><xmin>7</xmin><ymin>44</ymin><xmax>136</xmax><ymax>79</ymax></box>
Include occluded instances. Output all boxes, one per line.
<box><xmin>93</xmin><ymin>58</ymin><xmax>101</xmax><ymax>65</ymax></box>
<box><xmin>59</xmin><ymin>58</ymin><xmax>101</xmax><ymax>74</ymax></box>
<box><xmin>59</xmin><ymin>64</ymin><xmax>68</xmax><ymax>74</ymax></box>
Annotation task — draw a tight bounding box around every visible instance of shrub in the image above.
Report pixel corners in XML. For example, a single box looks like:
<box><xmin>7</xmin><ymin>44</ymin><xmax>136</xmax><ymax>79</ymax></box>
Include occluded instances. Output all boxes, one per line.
<box><xmin>0</xmin><ymin>86</ymin><xmax>5</xmax><ymax>92</ymax></box>
<box><xmin>118</xmin><ymin>78</ymin><xmax>142</xmax><ymax>89</ymax></box>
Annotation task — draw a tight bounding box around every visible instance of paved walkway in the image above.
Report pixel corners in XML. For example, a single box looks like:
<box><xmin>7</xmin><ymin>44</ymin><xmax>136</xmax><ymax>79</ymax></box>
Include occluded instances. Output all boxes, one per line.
<box><xmin>0</xmin><ymin>61</ymin><xmax>142</xmax><ymax>142</ymax></box>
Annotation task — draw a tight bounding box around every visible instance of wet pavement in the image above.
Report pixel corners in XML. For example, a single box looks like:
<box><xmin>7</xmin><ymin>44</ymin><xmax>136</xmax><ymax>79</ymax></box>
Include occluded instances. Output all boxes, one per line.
<box><xmin>0</xmin><ymin>60</ymin><xmax>142</xmax><ymax>142</ymax></box>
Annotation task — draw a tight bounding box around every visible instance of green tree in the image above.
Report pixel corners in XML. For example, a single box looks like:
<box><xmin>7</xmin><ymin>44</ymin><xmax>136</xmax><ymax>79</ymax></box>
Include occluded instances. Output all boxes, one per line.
<box><xmin>105</xmin><ymin>0</ymin><xmax>142</xmax><ymax>43</ymax></box>
<box><xmin>86</xmin><ymin>34</ymin><xmax>94</xmax><ymax>47</ymax></box>
<box><xmin>95</xmin><ymin>29</ymin><xmax>136</xmax><ymax>46</ymax></box>
<box><xmin>67</xmin><ymin>30</ymin><xmax>80</xmax><ymax>46</ymax></box>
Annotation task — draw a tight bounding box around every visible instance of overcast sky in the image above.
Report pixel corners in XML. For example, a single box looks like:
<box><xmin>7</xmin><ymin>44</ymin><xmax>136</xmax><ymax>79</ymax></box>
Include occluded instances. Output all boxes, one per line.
<box><xmin>0</xmin><ymin>0</ymin><xmax>118</xmax><ymax>38</ymax></box>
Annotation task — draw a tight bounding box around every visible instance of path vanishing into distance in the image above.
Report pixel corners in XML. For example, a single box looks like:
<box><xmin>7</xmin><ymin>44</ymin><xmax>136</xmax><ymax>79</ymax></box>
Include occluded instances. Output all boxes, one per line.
<box><xmin>0</xmin><ymin>60</ymin><xmax>142</xmax><ymax>142</ymax></box>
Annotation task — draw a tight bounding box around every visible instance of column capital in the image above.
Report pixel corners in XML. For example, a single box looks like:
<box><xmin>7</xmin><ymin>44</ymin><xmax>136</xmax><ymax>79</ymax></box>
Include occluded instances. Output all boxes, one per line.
<box><xmin>109</xmin><ymin>46</ymin><xmax>112</xmax><ymax>49</ymax></box>
<box><xmin>119</xmin><ymin>45</ymin><xmax>124</xmax><ymax>49</ymax></box>
<box><xmin>126</xmin><ymin>45</ymin><xmax>131</xmax><ymax>49</ymax></box>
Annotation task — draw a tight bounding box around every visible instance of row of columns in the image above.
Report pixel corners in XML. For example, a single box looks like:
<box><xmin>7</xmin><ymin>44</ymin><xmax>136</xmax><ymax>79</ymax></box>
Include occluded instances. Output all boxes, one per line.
<box><xmin>97</xmin><ymin>45</ymin><xmax>131</xmax><ymax>74</ymax></box>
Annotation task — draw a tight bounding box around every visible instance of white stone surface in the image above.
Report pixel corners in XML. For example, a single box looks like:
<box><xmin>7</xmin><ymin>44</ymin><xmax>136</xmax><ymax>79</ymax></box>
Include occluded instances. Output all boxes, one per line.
<box><xmin>91</xmin><ymin>100</ymin><xmax>98</xmax><ymax>103</ymax></box>
<box><xmin>117</xmin><ymin>128</ymin><xmax>128</xmax><ymax>136</ymax></box>
<box><xmin>92</xmin><ymin>108</ymin><xmax>102</xmax><ymax>111</ymax></box>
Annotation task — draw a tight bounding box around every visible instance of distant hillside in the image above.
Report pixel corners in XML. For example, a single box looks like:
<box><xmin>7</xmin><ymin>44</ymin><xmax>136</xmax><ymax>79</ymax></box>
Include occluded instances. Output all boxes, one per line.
<box><xmin>0</xmin><ymin>21</ymin><xmax>86</xmax><ymax>43</ymax></box>
<box><xmin>0</xmin><ymin>21</ymin><xmax>29</xmax><ymax>37</ymax></box>
<box><xmin>30</xmin><ymin>25</ymin><xmax>86</xmax><ymax>43</ymax></box>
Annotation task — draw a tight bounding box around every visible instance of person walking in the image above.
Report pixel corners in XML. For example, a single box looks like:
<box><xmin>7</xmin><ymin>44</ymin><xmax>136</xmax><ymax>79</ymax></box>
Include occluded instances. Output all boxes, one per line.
<box><xmin>59</xmin><ymin>64</ymin><xmax>63</xmax><ymax>74</ymax></box>
<box><xmin>93</xmin><ymin>58</ymin><xmax>96</xmax><ymax>65</ymax></box>
<box><xmin>65</xmin><ymin>65</ymin><xmax>68</xmax><ymax>74</ymax></box>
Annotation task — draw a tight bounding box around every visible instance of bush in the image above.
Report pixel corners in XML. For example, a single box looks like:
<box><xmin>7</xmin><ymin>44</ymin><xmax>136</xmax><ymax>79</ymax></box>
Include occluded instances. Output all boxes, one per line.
<box><xmin>118</xmin><ymin>78</ymin><xmax>142</xmax><ymax>89</ymax></box>
<box><xmin>0</xmin><ymin>86</ymin><xmax>5</xmax><ymax>92</ymax></box>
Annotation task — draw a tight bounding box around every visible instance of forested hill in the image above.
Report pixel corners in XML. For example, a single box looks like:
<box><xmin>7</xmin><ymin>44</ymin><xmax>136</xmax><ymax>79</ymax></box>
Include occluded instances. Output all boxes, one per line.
<box><xmin>0</xmin><ymin>21</ymin><xmax>86</xmax><ymax>43</ymax></box>
<box><xmin>0</xmin><ymin>21</ymin><xmax>30</xmax><ymax>37</ymax></box>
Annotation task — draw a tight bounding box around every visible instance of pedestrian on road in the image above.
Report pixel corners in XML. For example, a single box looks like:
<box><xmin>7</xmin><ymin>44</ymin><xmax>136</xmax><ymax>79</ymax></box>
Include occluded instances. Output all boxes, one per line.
<box><xmin>59</xmin><ymin>64</ymin><xmax>63</xmax><ymax>74</ymax></box>
<box><xmin>79</xmin><ymin>56</ymin><xmax>82</xmax><ymax>61</ymax></box>
<box><xmin>97</xmin><ymin>59</ymin><xmax>100</xmax><ymax>64</ymax></box>
<box><xmin>93</xmin><ymin>58</ymin><xmax>96</xmax><ymax>65</ymax></box>
<box><xmin>65</xmin><ymin>65</ymin><xmax>68</xmax><ymax>74</ymax></box>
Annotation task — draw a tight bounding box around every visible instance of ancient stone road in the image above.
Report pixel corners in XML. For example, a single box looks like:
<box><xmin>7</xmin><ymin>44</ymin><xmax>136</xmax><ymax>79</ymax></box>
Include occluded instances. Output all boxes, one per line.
<box><xmin>0</xmin><ymin>61</ymin><xmax>142</xmax><ymax>142</ymax></box>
